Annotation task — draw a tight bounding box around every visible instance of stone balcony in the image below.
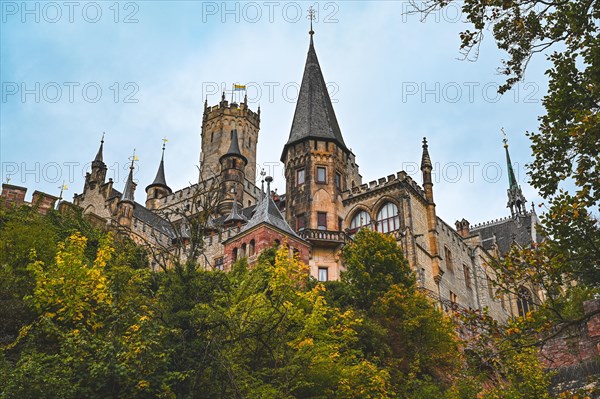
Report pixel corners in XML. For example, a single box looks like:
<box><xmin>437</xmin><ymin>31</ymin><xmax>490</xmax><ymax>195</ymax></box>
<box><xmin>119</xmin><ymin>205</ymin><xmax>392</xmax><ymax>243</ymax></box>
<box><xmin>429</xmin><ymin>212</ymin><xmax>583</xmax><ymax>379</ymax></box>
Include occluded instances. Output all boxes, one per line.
<box><xmin>297</xmin><ymin>229</ymin><xmax>350</xmax><ymax>246</ymax></box>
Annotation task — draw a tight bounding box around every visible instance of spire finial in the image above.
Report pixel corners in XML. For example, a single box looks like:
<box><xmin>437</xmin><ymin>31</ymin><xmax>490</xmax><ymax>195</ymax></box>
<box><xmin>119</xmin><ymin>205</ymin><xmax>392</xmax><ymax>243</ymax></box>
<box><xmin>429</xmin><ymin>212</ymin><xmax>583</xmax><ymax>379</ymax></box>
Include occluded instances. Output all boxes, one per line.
<box><xmin>501</xmin><ymin>127</ymin><xmax>508</xmax><ymax>148</ymax></box>
<box><xmin>422</xmin><ymin>137</ymin><xmax>428</xmax><ymax>148</ymax></box>
<box><xmin>162</xmin><ymin>137</ymin><xmax>168</xmax><ymax>152</ymax></box>
<box><xmin>101</xmin><ymin>131</ymin><xmax>105</xmax><ymax>144</ymax></box>
<box><xmin>308</xmin><ymin>6</ymin><xmax>315</xmax><ymax>36</ymax></box>
<box><xmin>128</xmin><ymin>149</ymin><xmax>137</xmax><ymax>169</ymax></box>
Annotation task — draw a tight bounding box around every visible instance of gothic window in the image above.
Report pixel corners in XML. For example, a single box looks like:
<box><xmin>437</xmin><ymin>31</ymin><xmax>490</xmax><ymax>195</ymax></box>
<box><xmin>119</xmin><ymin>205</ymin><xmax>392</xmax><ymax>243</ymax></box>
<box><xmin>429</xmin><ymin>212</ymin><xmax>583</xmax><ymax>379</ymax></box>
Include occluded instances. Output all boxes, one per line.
<box><xmin>241</xmin><ymin>243</ymin><xmax>247</xmax><ymax>258</ymax></box>
<box><xmin>376</xmin><ymin>202</ymin><xmax>400</xmax><ymax>233</ymax></box>
<box><xmin>517</xmin><ymin>286</ymin><xmax>534</xmax><ymax>317</ymax></box>
<box><xmin>318</xmin><ymin>267</ymin><xmax>328</xmax><ymax>282</ymax></box>
<box><xmin>349</xmin><ymin>210</ymin><xmax>371</xmax><ymax>235</ymax></box>
<box><xmin>444</xmin><ymin>246</ymin><xmax>454</xmax><ymax>272</ymax></box>
<box><xmin>297</xmin><ymin>168</ymin><xmax>305</xmax><ymax>186</ymax></box>
<box><xmin>232</xmin><ymin>248</ymin><xmax>238</xmax><ymax>261</ymax></box>
<box><xmin>317</xmin><ymin>212</ymin><xmax>327</xmax><ymax>230</ymax></box>
<box><xmin>463</xmin><ymin>264</ymin><xmax>472</xmax><ymax>289</ymax></box>
<box><xmin>296</xmin><ymin>213</ymin><xmax>306</xmax><ymax>231</ymax></box>
<box><xmin>249</xmin><ymin>239</ymin><xmax>255</xmax><ymax>256</ymax></box>
<box><xmin>316</xmin><ymin>166</ymin><xmax>326</xmax><ymax>183</ymax></box>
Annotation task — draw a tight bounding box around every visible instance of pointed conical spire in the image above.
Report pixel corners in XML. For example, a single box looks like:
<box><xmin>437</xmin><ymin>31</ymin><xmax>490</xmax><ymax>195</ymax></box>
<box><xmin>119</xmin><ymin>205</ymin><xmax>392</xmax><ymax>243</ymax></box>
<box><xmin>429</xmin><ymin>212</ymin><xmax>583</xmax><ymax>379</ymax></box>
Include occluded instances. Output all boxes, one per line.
<box><xmin>502</xmin><ymin>130</ymin><xmax>527</xmax><ymax>217</ymax></box>
<box><xmin>93</xmin><ymin>133</ymin><xmax>105</xmax><ymax>166</ymax></box>
<box><xmin>220</xmin><ymin>128</ymin><xmax>247</xmax><ymax>164</ymax></box>
<box><xmin>421</xmin><ymin>137</ymin><xmax>432</xmax><ymax>170</ymax></box>
<box><xmin>281</xmin><ymin>28</ymin><xmax>347</xmax><ymax>161</ymax></box>
<box><xmin>225</xmin><ymin>185</ymin><xmax>247</xmax><ymax>224</ymax></box>
<box><xmin>503</xmin><ymin>136</ymin><xmax>518</xmax><ymax>189</ymax></box>
<box><xmin>146</xmin><ymin>140</ymin><xmax>171</xmax><ymax>193</ymax></box>
<box><xmin>121</xmin><ymin>152</ymin><xmax>136</xmax><ymax>204</ymax></box>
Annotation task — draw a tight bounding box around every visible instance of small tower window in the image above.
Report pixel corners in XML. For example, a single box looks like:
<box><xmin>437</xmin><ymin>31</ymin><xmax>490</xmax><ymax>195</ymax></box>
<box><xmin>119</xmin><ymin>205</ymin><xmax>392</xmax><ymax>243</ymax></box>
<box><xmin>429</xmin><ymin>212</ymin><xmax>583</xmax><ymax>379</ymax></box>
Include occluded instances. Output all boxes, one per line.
<box><xmin>317</xmin><ymin>212</ymin><xmax>327</xmax><ymax>230</ymax></box>
<box><xmin>316</xmin><ymin>166</ymin><xmax>326</xmax><ymax>183</ymax></box>
<box><xmin>296</xmin><ymin>168</ymin><xmax>305</xmax><ymax>186</ymax></box>
<box><xmin>335</xmin><ymin>172</ymin><xmax>342</xmax><ymax>190</ymax></box>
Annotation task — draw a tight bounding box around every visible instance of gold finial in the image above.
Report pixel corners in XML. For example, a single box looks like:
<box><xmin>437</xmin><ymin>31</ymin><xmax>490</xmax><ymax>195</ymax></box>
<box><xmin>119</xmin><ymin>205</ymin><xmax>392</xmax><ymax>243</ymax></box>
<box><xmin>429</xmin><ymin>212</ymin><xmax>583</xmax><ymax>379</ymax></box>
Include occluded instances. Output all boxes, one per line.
<box><xmin>162</xmin><ymin>137</ymin><xmax>168</xmax><ymax>151</ymax></box>
<box><xmin>308</xmin><ymin>6</ymin><xmax>316</xmax><ymax>36</ymax></box>
<box><xmin>501</xmin><ymin>127</ymin><xmax>508</xmax><ymax>148</ymax></box>
<box><xmin>128</xmin><ymin>149</ymin><xmax>138</xmax><ymax>168</ymax></box>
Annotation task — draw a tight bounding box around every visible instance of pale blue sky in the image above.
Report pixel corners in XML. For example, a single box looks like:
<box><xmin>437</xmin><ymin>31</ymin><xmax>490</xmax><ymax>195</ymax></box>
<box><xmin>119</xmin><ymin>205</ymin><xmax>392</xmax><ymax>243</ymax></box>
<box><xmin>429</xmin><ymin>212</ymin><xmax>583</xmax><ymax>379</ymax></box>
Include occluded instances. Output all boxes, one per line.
<box><xmin>1</xmin><ymin>1</ymin><xmax>550</xmax><ymax>225</ymax></box>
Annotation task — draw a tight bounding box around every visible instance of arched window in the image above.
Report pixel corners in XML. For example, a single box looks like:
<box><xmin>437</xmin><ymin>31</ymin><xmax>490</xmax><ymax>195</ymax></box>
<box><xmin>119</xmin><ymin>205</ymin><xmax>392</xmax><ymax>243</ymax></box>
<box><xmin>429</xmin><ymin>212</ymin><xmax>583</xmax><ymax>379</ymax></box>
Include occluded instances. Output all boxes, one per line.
<box><xmin>249</xmin><ymin>239</ymin><xmax>255</xmax><ymax>256</ymax></box>
<box><xmin>232</xmin><ymin>248</ymin><xmax>238</xmax><ymax>261</ymax></box>
<box><xmin>517</xmin><ymin>286</ymin><xmax>534</xmax><ymax>317</ymax></box>
<box><xmin>241</xmin><ymin>243</ymin><xmax>247</xmax><ymax>258</ymax></box>
<box><xmin>376</xmin><ymin>202</ymin><xmax>400</xmax><ymax>233</ymax></box>
<box><xmin>349</xmin><ymin>210</ymin><xmax>371</xmax><ymax>235</ymax></box>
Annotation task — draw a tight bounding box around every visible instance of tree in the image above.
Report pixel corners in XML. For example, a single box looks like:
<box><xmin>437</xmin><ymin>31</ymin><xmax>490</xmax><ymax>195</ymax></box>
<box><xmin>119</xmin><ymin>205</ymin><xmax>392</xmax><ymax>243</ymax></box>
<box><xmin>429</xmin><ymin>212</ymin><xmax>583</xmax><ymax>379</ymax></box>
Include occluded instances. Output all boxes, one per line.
<box><xmin>341</xmin><ymin>229</ymin><xmax>415</xmax><ymax>310</ymax></box>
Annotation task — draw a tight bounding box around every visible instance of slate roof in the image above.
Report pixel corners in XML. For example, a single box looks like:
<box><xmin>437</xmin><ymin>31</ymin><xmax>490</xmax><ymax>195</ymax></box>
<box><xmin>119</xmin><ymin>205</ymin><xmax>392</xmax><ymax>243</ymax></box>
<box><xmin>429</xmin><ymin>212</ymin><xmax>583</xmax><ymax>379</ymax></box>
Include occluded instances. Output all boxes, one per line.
<box><xmin>146</xmin><ymin>150</ymin><xmax>170</xmax><ymax>192</ymax></box>
<box><xmin>110</xmin><ymin>188</ymin><xmax>174</xmax><ymax>237</ymax></box>
<box><xmin>236</xmin><ymin>190</ymin><xmax>301</xmax><ymax>239</ymax></box>
<box><xmin>281</xmin><ymin>36</ymin><xmax>347</xmax><ymax>161</ymax></box>
<box><xmin>220</xmin><ymin>129</ymin><xmax>247</xmax><ymax>164</ymax></box>
<box><xmin>121</xmin><ymin>164</ymin><xmax>136</xmax><ymax>203</ymax></box>
<box><xmin>471</xmin><ymin>212</ymin><xmax>543</xmax><ymax>256</ymax></box>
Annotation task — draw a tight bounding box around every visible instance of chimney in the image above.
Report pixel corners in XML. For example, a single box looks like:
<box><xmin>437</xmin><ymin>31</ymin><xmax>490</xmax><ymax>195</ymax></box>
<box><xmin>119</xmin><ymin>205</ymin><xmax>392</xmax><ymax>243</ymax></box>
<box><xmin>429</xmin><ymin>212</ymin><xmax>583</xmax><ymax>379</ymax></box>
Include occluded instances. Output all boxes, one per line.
<box><xmin>455</xmin><ymin>218</ymin><xmax>471</xmax><ymax>238</ymax></box>
<box><xmin>1</xmin><ymin>184</ymin><xmax>27</xmax><ymax>207</ymax></box>
<box><xmin>31</xmin><ymin>191</ymin><xmax>59</xmax><ymax>214</ymax></box>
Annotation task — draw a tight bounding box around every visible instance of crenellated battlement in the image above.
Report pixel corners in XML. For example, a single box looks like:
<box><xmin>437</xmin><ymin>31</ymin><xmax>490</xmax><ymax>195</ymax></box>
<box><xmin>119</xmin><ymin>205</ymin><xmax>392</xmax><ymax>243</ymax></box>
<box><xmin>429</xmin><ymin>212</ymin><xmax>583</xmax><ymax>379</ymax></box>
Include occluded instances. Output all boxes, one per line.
<box><xmin>344</xmin><ymin>171</ymin><xmax>425</xmax><ymax>199</ymax></box>
<box><xmin>203</xmin><ymin>99</ymin><xmax>260</xmax><ymax>128</ymax></box>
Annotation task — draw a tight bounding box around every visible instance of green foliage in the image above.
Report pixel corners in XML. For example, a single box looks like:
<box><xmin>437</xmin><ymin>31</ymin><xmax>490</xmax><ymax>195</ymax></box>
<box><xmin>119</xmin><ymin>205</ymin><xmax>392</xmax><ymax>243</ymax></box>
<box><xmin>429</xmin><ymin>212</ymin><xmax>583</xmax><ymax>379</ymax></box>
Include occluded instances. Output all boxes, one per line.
<box><xmin>342</xmin><ymin>229</ymin><xmax>415</xmax><ymax>309</ymax></box>
<box><xmin>0</xmin><ymin>207</ymin><xmax>559</xmax><ymax>398</ymax></box>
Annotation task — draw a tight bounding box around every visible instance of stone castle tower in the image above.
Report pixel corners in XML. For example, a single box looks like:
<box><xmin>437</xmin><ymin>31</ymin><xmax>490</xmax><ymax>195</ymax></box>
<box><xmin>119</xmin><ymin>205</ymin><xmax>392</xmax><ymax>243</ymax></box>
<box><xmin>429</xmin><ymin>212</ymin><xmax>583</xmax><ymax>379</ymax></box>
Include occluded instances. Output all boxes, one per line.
<box><xmin>281</xmin><ymin>32</ymin><xmax>362</xmax><ymax>280</ymax></box>
<box><xmin>199</xmin><ymin>93</ymin><xmax>260</xmax><ymax>184</ymax></box>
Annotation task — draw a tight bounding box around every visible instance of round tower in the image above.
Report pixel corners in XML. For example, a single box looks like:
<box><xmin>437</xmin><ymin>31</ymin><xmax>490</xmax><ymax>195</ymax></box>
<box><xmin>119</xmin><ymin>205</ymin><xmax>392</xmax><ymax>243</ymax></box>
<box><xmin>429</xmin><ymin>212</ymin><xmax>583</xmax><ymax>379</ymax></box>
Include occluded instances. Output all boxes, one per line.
<box><xmin>218</xmin><ymin>129</ymin><xmax>247</xmax><ymax>215</ymax></box>
<box><xmin>145</xmin><ymin>141</ymin><xmax>172</xmax><ymax>210</ymax></box>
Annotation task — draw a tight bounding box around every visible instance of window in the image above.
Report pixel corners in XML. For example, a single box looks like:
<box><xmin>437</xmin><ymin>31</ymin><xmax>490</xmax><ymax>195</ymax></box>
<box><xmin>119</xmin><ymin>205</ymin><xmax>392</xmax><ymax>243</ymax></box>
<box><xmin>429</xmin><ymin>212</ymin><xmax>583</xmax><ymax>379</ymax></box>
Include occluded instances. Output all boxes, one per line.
<box><xmin>517</xmin><ymin>287</ymin><xmax>534</xmax><ymax>317</ymax></box>
<box><xmin>241</xmin><ymin>243</ymin><xmax>247</xmax><ymax>258</ymax></box>
<box><xmin>296</xmin><ymin>168</ymin><xmax>305</xmax><ymax>186</ymax></box>
<box><xmin>338</xmin><ymin>217</ymin><xmax>343</xmax><ymax>232</ymax></box>
<box><xmin>316</xmin><ymin>166</ymin><xmax>327</xmax><ymax>183</ymax></box>
<box><xmin>349</xmin><ymin>210</ymin><xmax>371</xmax><ymax>235</ymax></box>
<box><xmin>214</xmin><ymin>257</ymin><xmax>224</xmax><ymax>271</ymax></box>
<box><xmin>232</xmin><ymin>248</ymin><xmax>238</xmax><ymax>261</ymax></box>
<box><xmin>317</xmin><ymin>212</ymin><xmax>327</xmax><ymax>230</ymax></box>
<box><xmin>376</xmin><ymin>202</ymin><xmax>400</xmax><ymax>233</ymax></box>
<box><xmin>318</xmin><ymin>267</ymin><xmax>328</xmax><ymax>282</ymax></box>
<box><xmin>335</xmin><ymin>172</ymin><xmax>342</xmax><ymax>190</ymax></box>
<box><xmin>296</xmin><ymin>213</ymin><xmax>306</xmax><ymax>231</ymax></box>
<box><xmin>463</xmin><ymin>264</ymin><xmax>472</xmax><ymax>289</ymax></box>
<box><xmin>249</xmin><ymin>239</ymin><xmax>255</xmax><ymax>256</ymax></box>
<box><xmin>444</xmin><ymin>246</ymin><xmax>454</xmax><ymax>272</ymax></box>
<box><xmin>449</xmin><ymin>291</ymin><xmax>458</xmax><ymax>308</ymax></box>
<box><xmin>486</xmin><ymin>274</ymin><xmax>494</xmax><ymax>299</ymax></box>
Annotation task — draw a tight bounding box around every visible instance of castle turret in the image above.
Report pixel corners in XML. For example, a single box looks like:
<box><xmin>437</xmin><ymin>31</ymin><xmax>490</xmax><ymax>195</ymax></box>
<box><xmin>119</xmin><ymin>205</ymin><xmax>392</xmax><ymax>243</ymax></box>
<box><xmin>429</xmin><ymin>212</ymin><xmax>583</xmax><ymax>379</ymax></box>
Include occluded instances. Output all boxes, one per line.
<box><xmin>117</xmin><ymin>155</ymin><xmax>136</xmax><ymax>228</ymax></box>
<box><xmin>85</xmin><ymin>134</ymin><xmax>107</xmax><ymax>191</ymax></box>
<box><xmin>145</xmin><ymin>142</ymin><xmax>172</xmax><ymax>210</ymax></box>
<box><xmin>503</xmin><ymin>136</ymin><xmax>527</xmax><ymax>217</ymax></box>
<box><xmin>199</xmin><ymin>92</ymin><xmax>260</xmax><ymax>182</ymax></box>
<box><xmin>421</xmin><ymin>138</ymin><xmax>442</xmax><ymax>282</ymax></box>
<box><xmin>218</xmin><ymin>129</ymin><xmax>247</xmax><ymax>215</ymax></box>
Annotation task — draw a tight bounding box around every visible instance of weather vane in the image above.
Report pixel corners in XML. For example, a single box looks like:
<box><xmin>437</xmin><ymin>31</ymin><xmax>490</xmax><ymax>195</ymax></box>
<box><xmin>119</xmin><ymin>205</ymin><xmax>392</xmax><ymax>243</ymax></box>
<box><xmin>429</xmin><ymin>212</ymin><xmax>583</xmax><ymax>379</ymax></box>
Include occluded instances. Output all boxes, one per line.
<box><xmin>307</xmin><ymin>6</ymin><xmax>316</xmax><ymax>36</ymax></box>
<box><xmin>162</xmin><ymin>137</ymin><xmax>168</xmax><ymax>151</ymax></box>
<box><xmin>58</xmin><ymin>181</ymin><xmax>68</xmax><ymax>201</ymax></box>
<box><xmin>128</xmin><ymin>149</ymin><xmax>138</xmax><ymax>164</ymax></box>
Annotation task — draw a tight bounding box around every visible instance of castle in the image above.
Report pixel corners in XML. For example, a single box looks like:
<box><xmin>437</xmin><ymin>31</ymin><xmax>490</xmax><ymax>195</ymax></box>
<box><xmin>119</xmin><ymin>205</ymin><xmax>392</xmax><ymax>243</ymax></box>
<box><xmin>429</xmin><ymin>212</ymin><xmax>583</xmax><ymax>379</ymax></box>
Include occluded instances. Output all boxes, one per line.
<box><xmin>2</xmin><ymin>30</ymin><xmax>542</xmax><ymax>322</ymax></box>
